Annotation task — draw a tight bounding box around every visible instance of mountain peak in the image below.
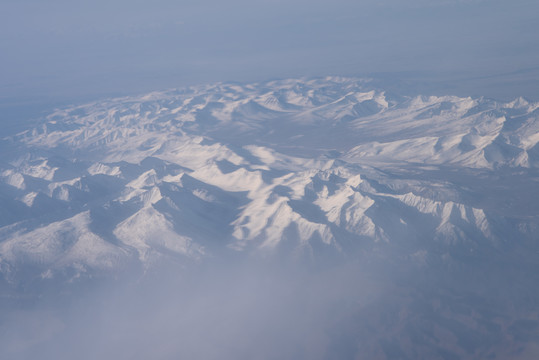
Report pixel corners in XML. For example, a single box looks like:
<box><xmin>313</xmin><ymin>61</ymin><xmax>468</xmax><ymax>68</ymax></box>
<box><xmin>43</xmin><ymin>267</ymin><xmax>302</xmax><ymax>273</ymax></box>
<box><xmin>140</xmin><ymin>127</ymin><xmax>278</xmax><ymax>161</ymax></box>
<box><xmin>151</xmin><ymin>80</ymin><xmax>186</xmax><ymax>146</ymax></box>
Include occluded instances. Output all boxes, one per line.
<box><xmin>0</xmin><ymin>77</ymin><xmax>538</xmax><ymax>281</ymax></box>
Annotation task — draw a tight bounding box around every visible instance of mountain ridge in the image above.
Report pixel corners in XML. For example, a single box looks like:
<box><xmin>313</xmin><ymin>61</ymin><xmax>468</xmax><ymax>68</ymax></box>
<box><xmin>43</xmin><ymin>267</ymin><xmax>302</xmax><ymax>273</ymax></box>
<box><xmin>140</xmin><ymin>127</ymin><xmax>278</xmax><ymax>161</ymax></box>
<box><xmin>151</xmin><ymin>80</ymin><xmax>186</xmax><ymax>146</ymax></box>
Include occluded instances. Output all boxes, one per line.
<box><xmin>0</xmin><ymin>77</ymin><xmax>538</xmax><ymax>284</ymax></box>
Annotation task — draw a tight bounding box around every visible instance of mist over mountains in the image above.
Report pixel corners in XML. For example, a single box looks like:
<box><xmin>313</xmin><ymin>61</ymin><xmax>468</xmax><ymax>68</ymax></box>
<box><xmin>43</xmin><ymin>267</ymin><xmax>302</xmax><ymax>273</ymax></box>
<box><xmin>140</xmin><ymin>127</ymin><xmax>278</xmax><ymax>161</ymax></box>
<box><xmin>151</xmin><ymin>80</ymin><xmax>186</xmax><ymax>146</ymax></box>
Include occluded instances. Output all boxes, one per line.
<box><xmin>1</xmin><ymin>77</ymin><xmax>538</xmax><ymax>359</ymax></box>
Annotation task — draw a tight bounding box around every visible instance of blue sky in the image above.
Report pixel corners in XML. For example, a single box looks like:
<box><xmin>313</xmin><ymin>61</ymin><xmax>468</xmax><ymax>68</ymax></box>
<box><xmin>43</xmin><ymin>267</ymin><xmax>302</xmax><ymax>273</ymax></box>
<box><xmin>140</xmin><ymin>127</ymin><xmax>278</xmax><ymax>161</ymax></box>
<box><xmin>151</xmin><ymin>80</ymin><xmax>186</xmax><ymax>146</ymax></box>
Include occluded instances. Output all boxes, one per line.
<box><xmin>1</xmin><ymin>0</ymin><xmax>538</xmax><ymax>110</ymax></box>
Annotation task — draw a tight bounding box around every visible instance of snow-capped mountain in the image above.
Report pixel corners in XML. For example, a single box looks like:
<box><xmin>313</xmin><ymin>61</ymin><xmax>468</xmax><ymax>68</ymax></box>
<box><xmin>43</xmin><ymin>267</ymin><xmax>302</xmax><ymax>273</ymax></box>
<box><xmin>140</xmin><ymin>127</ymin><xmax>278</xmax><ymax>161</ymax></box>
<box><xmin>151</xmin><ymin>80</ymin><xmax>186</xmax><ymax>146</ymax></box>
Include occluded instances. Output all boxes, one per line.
<box><xmin>2</xmin><ymin>77</ymin><xmax>539</xmax><ymax>360</ymax></box>
<box><xmin>0</xmin><ymin>76</ymin><xmax>538</xmax><ymax>283</ymax></box>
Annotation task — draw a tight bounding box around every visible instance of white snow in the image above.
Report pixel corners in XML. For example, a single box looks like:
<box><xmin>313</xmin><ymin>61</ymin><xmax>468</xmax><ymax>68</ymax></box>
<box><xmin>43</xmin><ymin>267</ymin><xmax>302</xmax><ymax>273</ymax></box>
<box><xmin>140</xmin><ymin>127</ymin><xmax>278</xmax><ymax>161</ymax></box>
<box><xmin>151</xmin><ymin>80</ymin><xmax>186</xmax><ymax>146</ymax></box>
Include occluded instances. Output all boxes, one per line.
<box><xmin>1</xmin><ymin>77</ymin><xmax>537</xmax><ymax>278</ymax></box>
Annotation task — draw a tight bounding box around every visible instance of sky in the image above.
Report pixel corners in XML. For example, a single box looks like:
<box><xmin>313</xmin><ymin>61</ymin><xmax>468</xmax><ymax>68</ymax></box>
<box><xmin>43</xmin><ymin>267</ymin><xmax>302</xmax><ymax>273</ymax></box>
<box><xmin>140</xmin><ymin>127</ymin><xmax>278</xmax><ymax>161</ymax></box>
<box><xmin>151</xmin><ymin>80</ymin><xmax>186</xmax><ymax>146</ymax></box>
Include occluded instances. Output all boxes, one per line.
<box><xmin>1</xmin><ymin>0</ymin><xmax>539</xmax><ymax>120</ymax></box>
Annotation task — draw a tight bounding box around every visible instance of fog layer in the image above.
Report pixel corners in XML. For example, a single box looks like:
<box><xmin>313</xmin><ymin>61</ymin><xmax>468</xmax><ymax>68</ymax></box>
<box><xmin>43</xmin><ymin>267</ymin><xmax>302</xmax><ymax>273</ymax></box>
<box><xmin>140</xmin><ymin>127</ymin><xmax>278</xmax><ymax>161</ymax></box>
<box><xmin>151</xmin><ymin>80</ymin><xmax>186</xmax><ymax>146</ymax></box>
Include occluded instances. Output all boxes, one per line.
<box><xmin>2</xmin><ymin>247</ymin><xmax>539</xmax><ymax>360</ymax></box>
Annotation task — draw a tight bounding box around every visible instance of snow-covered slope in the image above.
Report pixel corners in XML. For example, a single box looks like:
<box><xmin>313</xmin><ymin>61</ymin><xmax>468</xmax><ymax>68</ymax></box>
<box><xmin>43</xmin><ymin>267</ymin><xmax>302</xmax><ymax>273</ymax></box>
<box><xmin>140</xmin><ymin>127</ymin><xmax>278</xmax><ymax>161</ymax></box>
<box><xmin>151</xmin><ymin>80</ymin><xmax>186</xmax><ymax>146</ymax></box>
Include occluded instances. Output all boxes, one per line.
<box><xmin>1</xmin><ymin>77</ymin><xmax>538</xmax><ymax>283</ymax></box>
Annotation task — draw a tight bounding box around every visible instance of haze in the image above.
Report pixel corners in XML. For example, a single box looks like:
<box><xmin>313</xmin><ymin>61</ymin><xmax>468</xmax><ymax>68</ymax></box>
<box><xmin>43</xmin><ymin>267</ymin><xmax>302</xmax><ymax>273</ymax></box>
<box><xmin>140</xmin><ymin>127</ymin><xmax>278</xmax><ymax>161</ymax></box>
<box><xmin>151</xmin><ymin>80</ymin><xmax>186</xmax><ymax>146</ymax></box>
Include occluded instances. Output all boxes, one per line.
<box><xmin>1</xmin><ymin>0</ymin><xmax>539</xmax><ymax>108</ymax></box>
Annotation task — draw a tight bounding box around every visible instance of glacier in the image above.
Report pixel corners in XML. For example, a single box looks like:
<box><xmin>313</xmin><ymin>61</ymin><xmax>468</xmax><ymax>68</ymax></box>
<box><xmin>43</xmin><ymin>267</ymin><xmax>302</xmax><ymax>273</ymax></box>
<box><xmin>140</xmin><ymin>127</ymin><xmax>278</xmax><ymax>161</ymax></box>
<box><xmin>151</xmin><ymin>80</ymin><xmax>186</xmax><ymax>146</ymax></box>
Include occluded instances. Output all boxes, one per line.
<box><xmin>1</xmin><ymin>77</ymin><xmax>538</xmax><ymax>359</ymax></box>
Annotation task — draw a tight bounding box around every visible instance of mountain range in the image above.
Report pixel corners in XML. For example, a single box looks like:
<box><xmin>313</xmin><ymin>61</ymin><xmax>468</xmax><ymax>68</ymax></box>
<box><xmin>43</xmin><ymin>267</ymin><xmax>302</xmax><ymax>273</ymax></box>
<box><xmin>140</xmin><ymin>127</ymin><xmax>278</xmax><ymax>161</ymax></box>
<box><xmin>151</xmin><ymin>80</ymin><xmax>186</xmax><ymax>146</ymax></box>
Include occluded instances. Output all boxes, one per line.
<box><xmin>1</xmin><ymin>77</ymin><xmax>538</xmax><ymax>359</ymax></box>
<box><xmin>1</xmin><ymin>76</ymin><xmax>538</xmax><ymax>282</ymax></box>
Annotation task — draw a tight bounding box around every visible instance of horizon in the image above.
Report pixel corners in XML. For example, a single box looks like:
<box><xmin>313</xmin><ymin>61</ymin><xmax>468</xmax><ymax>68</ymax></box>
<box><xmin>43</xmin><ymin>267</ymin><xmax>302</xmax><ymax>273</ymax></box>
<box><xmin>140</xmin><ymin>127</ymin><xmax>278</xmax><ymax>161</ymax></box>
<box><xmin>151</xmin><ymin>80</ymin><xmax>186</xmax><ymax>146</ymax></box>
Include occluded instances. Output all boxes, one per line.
<box><xmin>2</xmin><ymin>0</ymin><xmax>539</xmax><ymax>113</ymax></box>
